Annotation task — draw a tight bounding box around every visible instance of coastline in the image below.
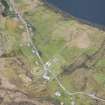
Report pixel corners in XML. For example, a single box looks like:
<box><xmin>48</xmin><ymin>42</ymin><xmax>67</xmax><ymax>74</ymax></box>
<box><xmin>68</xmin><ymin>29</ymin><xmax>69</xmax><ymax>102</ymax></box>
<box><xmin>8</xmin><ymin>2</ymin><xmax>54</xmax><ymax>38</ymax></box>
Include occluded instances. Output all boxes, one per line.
<box><xmin>42</xmin><ymin>0</ymin><xmax>105</xmax><ymax>31</ymax></box>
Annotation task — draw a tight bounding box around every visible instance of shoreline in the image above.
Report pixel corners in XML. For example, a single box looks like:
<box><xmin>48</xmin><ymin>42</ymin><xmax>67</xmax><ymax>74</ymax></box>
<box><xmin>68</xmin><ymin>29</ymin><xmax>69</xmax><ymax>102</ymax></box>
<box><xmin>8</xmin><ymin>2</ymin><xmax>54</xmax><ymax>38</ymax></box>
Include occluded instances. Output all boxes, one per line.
<box><xmin>42</xmin><ymin>0</ymin><xmax>105</xmax><ymax>31</ymax></box>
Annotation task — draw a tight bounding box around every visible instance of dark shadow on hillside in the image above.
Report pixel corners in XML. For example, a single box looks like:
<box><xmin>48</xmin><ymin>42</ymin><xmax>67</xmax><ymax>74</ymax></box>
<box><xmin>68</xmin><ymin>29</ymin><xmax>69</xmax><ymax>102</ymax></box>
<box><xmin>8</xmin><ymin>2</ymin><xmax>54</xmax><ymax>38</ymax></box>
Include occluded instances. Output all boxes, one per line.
<box><xmin>62</xmin><ymin>39</ymin><xmax>105</xmax><ymax>74</ymax></box>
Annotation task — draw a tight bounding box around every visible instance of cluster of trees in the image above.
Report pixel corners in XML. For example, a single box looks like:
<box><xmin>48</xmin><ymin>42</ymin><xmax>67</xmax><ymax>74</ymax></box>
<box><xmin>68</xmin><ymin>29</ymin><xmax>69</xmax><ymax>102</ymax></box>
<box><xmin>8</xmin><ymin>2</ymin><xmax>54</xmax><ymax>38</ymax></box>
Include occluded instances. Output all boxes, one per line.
<box><xmin>0</xmin><ymin>0</ymin><xmax>15</xmax><ymax>17</ymax></box>
<box><xmin>0</xmin><ymin>0</ymin><xmax>10</xmax><ymax>16</ymax></box>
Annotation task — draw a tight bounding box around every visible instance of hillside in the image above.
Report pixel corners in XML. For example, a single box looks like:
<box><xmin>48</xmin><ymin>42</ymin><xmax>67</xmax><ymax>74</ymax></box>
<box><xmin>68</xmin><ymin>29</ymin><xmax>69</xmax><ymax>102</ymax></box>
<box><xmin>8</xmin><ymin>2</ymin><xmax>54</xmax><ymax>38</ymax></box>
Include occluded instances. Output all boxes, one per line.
<box><xmin>0</xmin><ymin>0</ymin><xmax>105</xmax><ymax>105</ymax></box>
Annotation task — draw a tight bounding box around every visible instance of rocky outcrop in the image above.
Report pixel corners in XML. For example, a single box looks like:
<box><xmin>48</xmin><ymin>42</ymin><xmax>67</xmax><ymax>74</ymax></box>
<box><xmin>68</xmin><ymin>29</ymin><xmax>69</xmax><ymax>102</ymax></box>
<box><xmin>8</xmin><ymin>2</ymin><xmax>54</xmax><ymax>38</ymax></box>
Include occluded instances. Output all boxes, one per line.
<box><xmin>0</xmin><ymin>57</ymin><xmax>54</xmax><ymax>105</ymax></box>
